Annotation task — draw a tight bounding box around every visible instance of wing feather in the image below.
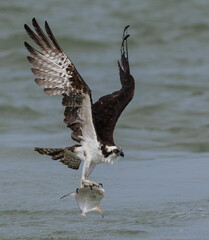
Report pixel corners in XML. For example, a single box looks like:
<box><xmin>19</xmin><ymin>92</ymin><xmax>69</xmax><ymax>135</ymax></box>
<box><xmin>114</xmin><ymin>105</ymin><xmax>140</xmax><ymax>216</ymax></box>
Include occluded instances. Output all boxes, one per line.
<box><xmin>25</xmin><ymin>18</ymin><xmax>97</xmax><ymax>144</ymax></box>
<box><xmin>44</xmin><ymin>20</ymin><xmax>63</xmax><ymax>52</ymax></box>
<box><xmin>32</xmin><ymin>18</ymin><xmax>55</xmax><ymax>49</ymax></box>
<box><xmin>27</xmin><ymin>56</ymin><xmax>63</xmax><ymax>75</ymax></box>
<box><xmin>92</xmin><ymin>26</ymin><xmax>135</xmax><ymax>145</ymax></box>
<box><xmin>24</xmin><ymin>23</ymin><xmax>48</xmax><ymax>51</ymax></box>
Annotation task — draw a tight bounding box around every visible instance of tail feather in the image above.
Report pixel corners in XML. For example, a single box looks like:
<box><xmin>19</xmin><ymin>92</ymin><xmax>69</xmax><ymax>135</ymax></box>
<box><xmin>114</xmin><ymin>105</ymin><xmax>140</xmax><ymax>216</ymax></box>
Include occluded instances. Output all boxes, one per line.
<box><xmin>34</xmin><ymin>147</ymin><xmax>64</xmax><ymax>160</ymax></box>
<box><xmin>34</xmin><ymin>146</ymin><xmax>82</xmax><ymax>170</ymax></box>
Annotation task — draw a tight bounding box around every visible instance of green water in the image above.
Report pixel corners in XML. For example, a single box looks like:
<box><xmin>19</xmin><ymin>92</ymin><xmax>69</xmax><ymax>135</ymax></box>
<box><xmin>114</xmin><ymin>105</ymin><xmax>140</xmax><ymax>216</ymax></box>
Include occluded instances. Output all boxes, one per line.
<box><xmin>1</xmin><ymin>0</ymin><xmax>209</xmax><ymax>239</ymax></box>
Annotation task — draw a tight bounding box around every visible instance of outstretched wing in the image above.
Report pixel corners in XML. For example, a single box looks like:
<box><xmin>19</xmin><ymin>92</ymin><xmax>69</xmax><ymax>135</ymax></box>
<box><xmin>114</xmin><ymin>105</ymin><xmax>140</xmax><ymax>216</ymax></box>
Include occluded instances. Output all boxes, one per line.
<box><xmin>92</xmin><ymin>26</ymin><xmax>135</xmax><ymax>145</ymax></box>
<box><xmin>24</xmin><ymin>18</ymin><xmax>97</xmax><ymax>144</ymax></box>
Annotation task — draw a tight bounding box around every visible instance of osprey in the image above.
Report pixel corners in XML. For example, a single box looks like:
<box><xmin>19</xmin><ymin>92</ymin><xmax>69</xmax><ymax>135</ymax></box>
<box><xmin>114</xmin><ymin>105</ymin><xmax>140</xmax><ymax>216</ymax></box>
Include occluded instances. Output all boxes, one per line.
<box><xmin>24</xmin><ymin>18</ymin><xmax>135</xmax><ymax>187</ymax></box>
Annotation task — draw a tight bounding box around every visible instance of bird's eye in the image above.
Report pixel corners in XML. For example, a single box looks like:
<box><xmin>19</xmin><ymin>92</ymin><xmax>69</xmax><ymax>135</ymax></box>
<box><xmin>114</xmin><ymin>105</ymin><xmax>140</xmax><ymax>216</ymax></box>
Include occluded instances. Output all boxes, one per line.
<box><xmin>113</xmin><ymin>149</ymin><xmax>118</xmax><ymax>153</ymax></box>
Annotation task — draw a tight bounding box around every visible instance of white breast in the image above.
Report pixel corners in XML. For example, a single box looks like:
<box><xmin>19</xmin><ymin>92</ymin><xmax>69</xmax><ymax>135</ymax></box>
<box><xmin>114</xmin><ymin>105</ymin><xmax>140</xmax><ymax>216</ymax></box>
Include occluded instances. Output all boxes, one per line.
<box><xmin>77</xmin><ymin>143</ymin><xmax>118</xmax><ymax>165</ymax></box>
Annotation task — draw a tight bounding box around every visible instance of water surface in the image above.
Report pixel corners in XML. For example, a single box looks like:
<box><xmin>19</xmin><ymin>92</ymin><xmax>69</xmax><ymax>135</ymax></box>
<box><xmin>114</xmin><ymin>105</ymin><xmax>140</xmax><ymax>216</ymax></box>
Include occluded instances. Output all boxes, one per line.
<box><xmin>1</xmin><ymin>0</ymin><xmax>209</xmax><ymax>239</ymax></box>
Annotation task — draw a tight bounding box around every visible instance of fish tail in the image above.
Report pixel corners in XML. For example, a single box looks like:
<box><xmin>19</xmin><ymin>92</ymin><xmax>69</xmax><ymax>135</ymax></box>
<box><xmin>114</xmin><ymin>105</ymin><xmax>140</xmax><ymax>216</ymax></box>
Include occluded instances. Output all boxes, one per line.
<box><xmin>81</xmin><ymin>211</ymin><xmax>87</xmax><ymax>217</ymax></box>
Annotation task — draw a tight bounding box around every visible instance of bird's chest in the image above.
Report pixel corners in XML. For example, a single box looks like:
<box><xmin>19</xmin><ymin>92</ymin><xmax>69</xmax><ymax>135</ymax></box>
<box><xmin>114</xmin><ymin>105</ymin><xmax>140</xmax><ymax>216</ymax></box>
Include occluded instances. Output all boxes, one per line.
<box><xmin>88</xmin><ymin>148</ymin><xmax>116</xmax><ymax>165</ymax></box>
<box><xmin>77</xmin><ymin>142</ymin><xmax>98</xmax><ymax>159</ymax></box>
<box><xmin>77</xmin><ymin>144</ymin><xmax>110</xmax><ymax>164</ymax></box>
<box><xmin>87</xmin><ymin>147</ymin><xmax>105</xmax><ymax>164</ymax></box>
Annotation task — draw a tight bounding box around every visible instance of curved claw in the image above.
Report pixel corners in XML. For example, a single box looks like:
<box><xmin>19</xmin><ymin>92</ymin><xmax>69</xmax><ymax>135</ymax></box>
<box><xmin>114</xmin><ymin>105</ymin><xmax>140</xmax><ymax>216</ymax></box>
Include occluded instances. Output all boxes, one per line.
<box><xmin>82</xmin><ymin>179</ymin><xmax>100</xmax><ymax>188</ymax></box>
<box><xmin>99</xmin><ymin>183</ymin><xmax>103</xmax><ymax>188</ymax></box>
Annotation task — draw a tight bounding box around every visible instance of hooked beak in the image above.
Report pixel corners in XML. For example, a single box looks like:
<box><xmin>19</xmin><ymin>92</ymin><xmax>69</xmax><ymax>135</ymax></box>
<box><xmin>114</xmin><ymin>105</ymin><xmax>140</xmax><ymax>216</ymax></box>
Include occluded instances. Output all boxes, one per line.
<box><xmin>119</xmin><ymin>151</ymin><xmax>124</xmax><ymax>157</ymax></box>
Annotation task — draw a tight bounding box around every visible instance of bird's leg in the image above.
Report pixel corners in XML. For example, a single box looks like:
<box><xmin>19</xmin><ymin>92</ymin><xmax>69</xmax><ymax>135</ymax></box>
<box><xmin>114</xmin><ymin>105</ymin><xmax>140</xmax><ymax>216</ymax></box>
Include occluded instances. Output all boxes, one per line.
<box><xmin>80</xmin><ymin>162</ymin><xmax>100</xmax><ymax>188</ymax></box>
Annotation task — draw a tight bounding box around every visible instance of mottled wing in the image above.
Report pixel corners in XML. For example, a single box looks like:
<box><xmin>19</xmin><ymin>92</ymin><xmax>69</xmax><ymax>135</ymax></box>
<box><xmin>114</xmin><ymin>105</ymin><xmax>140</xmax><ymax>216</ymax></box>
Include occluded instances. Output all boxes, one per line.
<box><xmin>92</xmin><ymin>26</ymin><xmax>135</xmax><ymax>145</ymax></box>
<box><xmin>34</xmin><ymin>146</ymin><xmax>81</xmax><ymax>169</ymax></box>
<box><xmin>25</xmin><ymin>18</ymin><xmax>97</xmax><ymax>144</ymax></box>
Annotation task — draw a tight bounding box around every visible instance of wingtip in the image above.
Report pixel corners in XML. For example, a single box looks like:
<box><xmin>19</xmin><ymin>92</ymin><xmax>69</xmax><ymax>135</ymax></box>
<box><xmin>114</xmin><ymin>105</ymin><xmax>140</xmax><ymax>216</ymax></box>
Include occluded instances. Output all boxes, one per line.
<box><xmin>32</xmin><ymin>17</ymin><xmax>39</xmax><ymax>28</ymax></box>
<box><xmin>45</xmin><ymin>20</ymin><xmax>49</xmax><ymax>30</ymax></box>
<box><xmin>120</xmin><ymin>25</ymin><xmax>130</xmax><ymax>58</ymax></box>
<box><xmin>123</xmin><ymin>34</ymin><xmax>130</xmax><ymax>41</ymax></box>
<box><xmin>123</xmin><ymin>25</ymin><xmax>130</xmax><ymax>38</ymax></box>
<box><xmin>24</xmin><ymin>23</ymin><xmax>33</xmax><ymax>35</ymax></box>
<box><xmin>124</xmin><ymin>25</ymin><xmax>130</xmax><ymax>31</ymax></box>
<box><xmin>24</xmin><ymin>41</ymin><xmax>32</xmax><ymax>51</ymax></box>
<box><xmin>32</xmin><ymin>17</ymin><xmax>37</xmax><ymax>24</ymax></box>
<box><xmin>24</xmin><ymin>24</ymin><xmax>28</xmax><ymax>30</ymax></box>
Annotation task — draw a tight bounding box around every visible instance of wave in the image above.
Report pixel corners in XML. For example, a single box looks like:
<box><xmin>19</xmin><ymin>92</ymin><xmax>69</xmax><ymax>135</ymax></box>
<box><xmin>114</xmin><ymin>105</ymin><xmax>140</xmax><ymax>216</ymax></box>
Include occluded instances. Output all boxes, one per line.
<box><xmin>0</xmin><ymin>105</ymin><xmax>42</xmax><ymax>119</ymax></box>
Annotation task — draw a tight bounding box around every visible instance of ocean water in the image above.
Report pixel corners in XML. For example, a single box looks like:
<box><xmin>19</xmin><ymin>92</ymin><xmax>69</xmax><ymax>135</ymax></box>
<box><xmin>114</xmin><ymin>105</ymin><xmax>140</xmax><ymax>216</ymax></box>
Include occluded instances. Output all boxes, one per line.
<box><xmin>1</xmin><ymin>0</ymin><xmax>209</xmax><ymax>239</ymax></box>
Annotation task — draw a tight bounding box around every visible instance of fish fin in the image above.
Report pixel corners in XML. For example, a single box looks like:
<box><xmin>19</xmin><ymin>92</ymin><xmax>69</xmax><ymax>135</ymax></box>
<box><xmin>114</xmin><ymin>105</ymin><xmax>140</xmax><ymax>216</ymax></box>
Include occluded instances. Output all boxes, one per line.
<box><xmin>60</xmin><ymin>192</ymin><xmax>76</xmax><ymax>199</ymax></box>
<box><xmin>97</xmin><ymin>204</ymin><xmax>104</xmax><ymax>218</ymax></box>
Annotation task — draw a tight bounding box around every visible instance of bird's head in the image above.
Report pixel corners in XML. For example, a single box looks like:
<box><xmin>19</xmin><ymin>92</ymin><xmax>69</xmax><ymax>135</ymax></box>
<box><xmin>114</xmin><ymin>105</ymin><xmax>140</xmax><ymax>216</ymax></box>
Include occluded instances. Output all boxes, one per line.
<box><xmin>105</xmin><ymin>145</ymin><xmax>124</xmax><ymax>158</ymax></box>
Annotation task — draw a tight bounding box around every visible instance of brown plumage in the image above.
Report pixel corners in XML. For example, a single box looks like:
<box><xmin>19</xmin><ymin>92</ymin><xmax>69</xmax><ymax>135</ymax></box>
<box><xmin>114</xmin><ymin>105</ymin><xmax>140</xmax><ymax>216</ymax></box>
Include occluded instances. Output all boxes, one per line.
<box><xmin>35</xmin><ymin>146</ymin><xmax>81</xmax><ymax>169</ymax></box>
<box><xmin>24</xmin><ymin>19</ymin><xmax>134</xmax><ymax>185</ymax></box>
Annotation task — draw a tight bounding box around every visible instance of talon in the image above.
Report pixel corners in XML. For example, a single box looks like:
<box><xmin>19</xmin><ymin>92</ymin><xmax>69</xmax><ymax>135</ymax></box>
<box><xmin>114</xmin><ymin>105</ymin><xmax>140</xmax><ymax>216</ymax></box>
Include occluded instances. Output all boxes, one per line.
<box><xmin>81</xmin><ymin>179</ymin><xmax>100</xmax><ymax>188</ymax></box>
<box><xmin>99</xmin><ymin>183</ymin><xmax>103</xmax><ymax>188</ymax></box>
<box><xmin>76</xmin><ymin>188</ymin><xmax>79</xmax><ymax>193</ymax></box>
<box><xmin>89</xmin><ymin>185</ymin><xmax>93</xmax><ymax>190</ymax></box>
<box><xmin>83</xmin><ymin>183</ymin><xmax>89</xmax><ymax>188</ymax></box>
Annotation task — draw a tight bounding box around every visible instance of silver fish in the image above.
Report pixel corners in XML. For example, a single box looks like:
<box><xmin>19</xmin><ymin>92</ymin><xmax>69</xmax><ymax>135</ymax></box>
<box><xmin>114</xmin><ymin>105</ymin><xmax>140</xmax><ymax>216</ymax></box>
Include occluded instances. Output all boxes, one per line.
<box><xmin>61</xmin><ymin>185</ymin><xmax>105</xmax><ymax>217</ymax></box>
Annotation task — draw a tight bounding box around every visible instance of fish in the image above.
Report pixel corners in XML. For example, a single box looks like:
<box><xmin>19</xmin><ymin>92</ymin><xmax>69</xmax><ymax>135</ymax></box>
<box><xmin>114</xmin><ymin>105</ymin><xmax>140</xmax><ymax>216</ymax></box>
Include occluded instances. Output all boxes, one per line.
<box><xmin>61</xmin><ymin>185</ymin><xmax>105</xmax><ymax>217</ymax></box>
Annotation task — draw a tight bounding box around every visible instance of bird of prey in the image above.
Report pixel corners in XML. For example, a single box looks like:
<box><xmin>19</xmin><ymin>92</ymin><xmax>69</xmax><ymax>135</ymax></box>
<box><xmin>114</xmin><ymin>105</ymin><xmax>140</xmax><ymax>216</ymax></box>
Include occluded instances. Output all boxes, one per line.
<box><xmin>24</xmin><ymin>18</ymin><xmax>135</xmax><ymax>188</ymax></box>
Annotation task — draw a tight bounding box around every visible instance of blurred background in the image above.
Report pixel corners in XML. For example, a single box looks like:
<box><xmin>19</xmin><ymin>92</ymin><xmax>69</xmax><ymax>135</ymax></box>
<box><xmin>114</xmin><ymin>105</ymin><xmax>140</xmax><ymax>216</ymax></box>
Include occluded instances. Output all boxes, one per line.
<box><xmin>1</xmin><ymin>0</ymin><xmax>209</xmax><ymax>239</ymax></box>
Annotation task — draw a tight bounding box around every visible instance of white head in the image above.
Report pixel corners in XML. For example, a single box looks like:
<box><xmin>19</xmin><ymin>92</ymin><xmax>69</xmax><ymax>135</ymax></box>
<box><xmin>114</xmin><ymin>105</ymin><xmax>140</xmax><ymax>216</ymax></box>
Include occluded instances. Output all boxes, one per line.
<box><xmin>105</xmin><ymin>145</ymin><xmax>124</xmax><ymax>158</ymax></box>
